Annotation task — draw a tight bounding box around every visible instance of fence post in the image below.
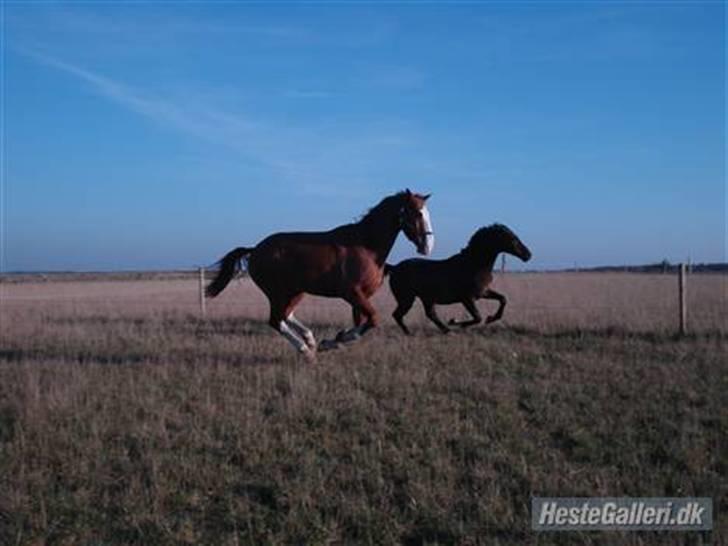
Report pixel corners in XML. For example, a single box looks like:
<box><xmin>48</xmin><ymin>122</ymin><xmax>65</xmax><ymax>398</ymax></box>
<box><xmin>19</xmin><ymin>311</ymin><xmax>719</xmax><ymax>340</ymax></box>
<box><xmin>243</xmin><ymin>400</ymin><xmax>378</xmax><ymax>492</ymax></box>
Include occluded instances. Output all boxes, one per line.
<box><xmin>199</xmin><ymin>267</ymin><xmax>206</xmax><ymax>318</ymax></box>
<box><xmin>501</xmin><ymin>254</ymin><xmax>506</xmax><ymax>273</ymax></box>
<box><xmin>678</xmin><ymin>263</ymin><xmax>686</xmax><ymax>335</ymax></box>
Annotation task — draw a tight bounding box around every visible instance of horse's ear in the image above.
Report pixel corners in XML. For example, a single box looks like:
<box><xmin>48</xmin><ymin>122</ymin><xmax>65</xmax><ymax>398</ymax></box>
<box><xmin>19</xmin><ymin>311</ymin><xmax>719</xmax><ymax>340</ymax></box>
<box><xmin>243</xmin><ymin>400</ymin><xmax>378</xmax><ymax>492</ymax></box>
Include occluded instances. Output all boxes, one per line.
<box><xmin>405</xmin><ymin>188</ymin><xmax>412</xmax><ymax>196</ymax></box>
<box><xmin>423</xmin><ymin>193</ymin><xmax>431</xmax><ymax>201</ymax></box>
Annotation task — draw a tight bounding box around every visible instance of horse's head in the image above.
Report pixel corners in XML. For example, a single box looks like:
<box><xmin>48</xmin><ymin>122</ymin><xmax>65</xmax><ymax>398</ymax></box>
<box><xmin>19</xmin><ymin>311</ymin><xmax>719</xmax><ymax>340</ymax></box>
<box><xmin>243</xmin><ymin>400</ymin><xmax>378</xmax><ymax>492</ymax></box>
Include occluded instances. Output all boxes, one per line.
<box><xmin>471</xmin><ymin>224</ymin><xmax>532</xmax><ymax>262</ymax></box>
<box><xmin>400</xmin><ymin>189</ymin><xmax>434</xmax><ymax>255</ymax></box>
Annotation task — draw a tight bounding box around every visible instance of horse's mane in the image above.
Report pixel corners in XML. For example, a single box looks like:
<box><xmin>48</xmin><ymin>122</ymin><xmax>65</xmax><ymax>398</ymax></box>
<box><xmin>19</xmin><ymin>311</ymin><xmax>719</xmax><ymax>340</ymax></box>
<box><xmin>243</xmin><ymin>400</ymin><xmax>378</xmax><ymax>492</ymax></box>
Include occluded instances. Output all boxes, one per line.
<box><xmin>358</xmin><ymin>191</ymin><xmax>406</xmax><ymax>225</ymax></box>
<box><xmin>461</xmin><ymin>223</ymin><xmax>512</xmax><ymax>256</ymax></box>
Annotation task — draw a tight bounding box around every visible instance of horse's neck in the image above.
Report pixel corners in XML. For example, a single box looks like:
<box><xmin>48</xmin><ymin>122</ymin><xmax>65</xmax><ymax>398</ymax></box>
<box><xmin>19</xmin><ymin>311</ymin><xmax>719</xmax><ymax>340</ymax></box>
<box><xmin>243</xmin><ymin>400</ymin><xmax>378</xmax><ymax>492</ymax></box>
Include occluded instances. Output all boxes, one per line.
<box><xmin>465</xmin><ymin>248</ymin><xmax>499</xmax><ymax>274</ymax></box>
<box><xmin>359</xmin><ymin>215</ymin><xmax>400</xmax><ymax>266</ymax></box>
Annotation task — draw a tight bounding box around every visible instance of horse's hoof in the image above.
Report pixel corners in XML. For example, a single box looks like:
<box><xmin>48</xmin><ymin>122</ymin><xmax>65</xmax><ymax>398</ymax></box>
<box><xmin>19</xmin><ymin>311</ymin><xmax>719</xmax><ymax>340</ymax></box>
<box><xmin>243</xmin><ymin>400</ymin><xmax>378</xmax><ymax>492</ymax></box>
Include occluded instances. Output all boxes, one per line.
<box><xmin>318</xmin><ymin>339</ymin><xmax>340</xmax><ymax>352</ymax></box>
<box><xmin>335</xmin><ymin>330</ymin><xmax>361</xmax><ymax>343</ymax></box>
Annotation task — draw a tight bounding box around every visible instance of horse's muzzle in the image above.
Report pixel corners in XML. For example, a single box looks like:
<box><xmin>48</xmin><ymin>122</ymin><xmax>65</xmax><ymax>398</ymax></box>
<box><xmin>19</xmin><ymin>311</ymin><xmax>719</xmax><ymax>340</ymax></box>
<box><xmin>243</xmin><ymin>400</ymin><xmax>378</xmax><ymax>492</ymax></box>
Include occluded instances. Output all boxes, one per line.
<box><xmin>419</xmin><ymin>233</ymin><xmax>434</xmax><ymax>255</ymax></box>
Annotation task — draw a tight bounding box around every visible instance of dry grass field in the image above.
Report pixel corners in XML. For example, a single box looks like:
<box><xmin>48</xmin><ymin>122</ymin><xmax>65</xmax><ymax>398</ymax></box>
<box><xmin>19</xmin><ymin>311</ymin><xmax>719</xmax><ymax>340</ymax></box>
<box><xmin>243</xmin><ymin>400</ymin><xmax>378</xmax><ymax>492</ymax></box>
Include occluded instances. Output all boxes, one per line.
<box><xmin>0</xmin><ymin>272</ymin><xmax>726</xmax><ymax>545</ymax></box>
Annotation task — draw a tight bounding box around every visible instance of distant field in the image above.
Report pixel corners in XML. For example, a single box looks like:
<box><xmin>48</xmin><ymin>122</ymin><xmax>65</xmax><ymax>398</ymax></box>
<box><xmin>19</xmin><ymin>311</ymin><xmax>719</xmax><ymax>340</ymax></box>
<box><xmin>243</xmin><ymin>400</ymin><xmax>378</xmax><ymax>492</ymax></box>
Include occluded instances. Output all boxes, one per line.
<box><xmin>0</xmin><ymin>273</ymin><xmax>726</xmax><ymax>545</ymax></box>
<box><xmin>2</xmin><ymin>271</ymin><xmax>724</xmax><ymax>332</ymax></box>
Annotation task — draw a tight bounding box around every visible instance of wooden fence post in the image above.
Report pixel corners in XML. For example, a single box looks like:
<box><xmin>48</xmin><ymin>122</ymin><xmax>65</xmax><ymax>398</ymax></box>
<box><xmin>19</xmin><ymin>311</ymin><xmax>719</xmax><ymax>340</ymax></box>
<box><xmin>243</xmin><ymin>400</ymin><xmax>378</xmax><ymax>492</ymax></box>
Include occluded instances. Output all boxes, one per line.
<box><xmin>501</xmin><ymin>254</ymin><xmax>506</xmax><ymax>273</ymax></box>
<box><xmin>678</xmin><ymin>263</ymin><xmax>686</xmax><ymax>335</ymax></box>
<box><xmin>199</xmin><ymin>267</ymin><xmax>206</xmax><ymax>318</ymax></box>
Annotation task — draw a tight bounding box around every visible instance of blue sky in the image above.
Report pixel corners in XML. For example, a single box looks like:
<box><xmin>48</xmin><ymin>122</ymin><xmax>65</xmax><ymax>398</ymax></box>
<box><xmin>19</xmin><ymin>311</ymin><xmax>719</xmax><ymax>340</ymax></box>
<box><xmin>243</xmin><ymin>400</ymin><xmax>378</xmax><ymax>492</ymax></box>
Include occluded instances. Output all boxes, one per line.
<box><xmin>3</xmin><ymin>2</ymin><xmax>725</xmax><ymax>271</ymax></box>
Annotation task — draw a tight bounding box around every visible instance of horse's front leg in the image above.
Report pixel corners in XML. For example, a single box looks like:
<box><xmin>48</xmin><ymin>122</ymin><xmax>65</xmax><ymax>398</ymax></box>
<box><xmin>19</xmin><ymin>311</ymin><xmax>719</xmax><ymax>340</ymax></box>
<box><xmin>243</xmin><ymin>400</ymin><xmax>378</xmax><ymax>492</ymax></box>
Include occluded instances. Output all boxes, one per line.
<box><xmin>423</xmin><ymin>301</ymin><xmax>451</xmax><ymax>334</ymax></box>
<box><xmin>336</xmin><ymin>290</ymin><xmax>378</xmax><ymax>342</ymax></box>
<box><xmin>481</xmin><ymin>288</ymin><xmax>506</xmax><ymax>323</ymax></box>
<box><xmin>319</xmin><ymin>290</ymin><xmax>378</xmax><ymax>350</ymax></box>
<box><xmin>286</xmin><ymin>313</ymin><xmax>316</xmax><ymax>350</ymax></box>
<box><xmin>448</xmin><ymin>298</ymin><xmax>482</xmax><ymax>328</ymax></box>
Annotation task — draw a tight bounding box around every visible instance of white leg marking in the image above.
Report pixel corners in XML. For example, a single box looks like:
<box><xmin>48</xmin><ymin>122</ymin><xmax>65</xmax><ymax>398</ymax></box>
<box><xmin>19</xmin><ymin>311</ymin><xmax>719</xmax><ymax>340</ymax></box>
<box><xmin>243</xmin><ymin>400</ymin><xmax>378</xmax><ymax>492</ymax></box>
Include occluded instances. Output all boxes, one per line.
<box><xmin>278</xmin><ymin>321</ymin><xmax>310</xmax><ymax>354</ymax></box>
<box><xmin>286</xmin><ymin>313</ymin><xmax>316</xmax><ymax>349</ymax></box>
<box><xmin>421</xmin><ymin>204</ymin><xmax>434</xmax><ymax>255</ymax></box>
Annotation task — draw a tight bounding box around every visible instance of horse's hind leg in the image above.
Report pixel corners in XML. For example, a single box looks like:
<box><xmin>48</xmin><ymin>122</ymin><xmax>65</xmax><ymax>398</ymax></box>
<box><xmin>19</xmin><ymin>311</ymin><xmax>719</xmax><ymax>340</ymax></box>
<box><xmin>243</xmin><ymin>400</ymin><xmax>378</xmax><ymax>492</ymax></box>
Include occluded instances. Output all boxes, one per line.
<box><xmin>286</xmin><ymin>313</ymin><xmax>316</xmax><ymax>350</ymax></box>
<box><xmin>392</xmin><ymin>294</ymin><xmax>415</xmax><ymax>335</ymax></box>
<box><xmin>267</xmin><ymin>295</ymin><xmax>315</xmax><ymax>361</ymax></box>
<box><xmin>481</xmin><ymin>289</ymin><xmax>507</xmax><ymax>323</ymax></box>
<box><xmin>423</xmin><ymin>300</ymin><xmax>451</xmax><ymax>334</ymax></box>
<box><xmin>282</xmin><ymin>293</ymin><xmax>315</xmax><ymax>349</ymax></box>
<box><xmin>448</xmin><ymin>298</ymin><xmax>483</xmax><ymax>328</ymax></box>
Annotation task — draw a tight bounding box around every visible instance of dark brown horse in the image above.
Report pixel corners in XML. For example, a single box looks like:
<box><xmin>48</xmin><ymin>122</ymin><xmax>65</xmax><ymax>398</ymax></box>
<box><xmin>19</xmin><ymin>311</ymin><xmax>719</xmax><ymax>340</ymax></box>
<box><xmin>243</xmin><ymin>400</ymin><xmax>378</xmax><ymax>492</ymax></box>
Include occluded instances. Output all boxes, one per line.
<box><xmin>387</xmin><ymin>223</ymin><xmax>531</xmax><ymax>335</ymax></box>
<box><xmin>206</xmin><ymin>190</ymin><xmax>434</xmax><ymax>360</ymax></box>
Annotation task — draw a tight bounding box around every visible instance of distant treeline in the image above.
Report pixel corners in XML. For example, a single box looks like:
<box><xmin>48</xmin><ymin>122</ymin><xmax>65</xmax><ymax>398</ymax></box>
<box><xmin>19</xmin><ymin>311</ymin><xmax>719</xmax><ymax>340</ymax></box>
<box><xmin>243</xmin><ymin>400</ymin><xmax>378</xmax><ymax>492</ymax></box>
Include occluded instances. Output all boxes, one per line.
<box><xmin>0</xmin><ymin>270</ymin><xmax>200</xmax><ymax>284</ymax></box>
<box><xmin>2</xmin><ymin>262</ymin><xmax>727</xmax><ymax>283</ymax></box>
<box><xmin>562</xmin><ymin>262</ymin><xmax>728</xmax><ymax>274</ymax></box>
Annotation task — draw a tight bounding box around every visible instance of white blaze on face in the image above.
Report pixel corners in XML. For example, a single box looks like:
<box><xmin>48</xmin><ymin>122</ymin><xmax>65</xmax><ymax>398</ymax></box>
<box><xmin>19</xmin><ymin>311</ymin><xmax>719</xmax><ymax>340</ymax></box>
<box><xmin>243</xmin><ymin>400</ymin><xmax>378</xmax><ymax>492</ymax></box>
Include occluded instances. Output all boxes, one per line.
<box><xmin>421</xmin><ymin>204</ymin><xmax>434</xmax><ymax>255</ymax></box>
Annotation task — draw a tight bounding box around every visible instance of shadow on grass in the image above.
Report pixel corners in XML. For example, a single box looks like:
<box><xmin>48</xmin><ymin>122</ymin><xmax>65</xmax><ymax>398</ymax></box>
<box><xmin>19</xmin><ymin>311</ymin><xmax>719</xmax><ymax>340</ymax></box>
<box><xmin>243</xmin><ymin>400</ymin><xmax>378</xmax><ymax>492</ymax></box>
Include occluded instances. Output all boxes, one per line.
<box><xmin>481</xmin><ymin>324</ymin><xmax>726</xmax><ymax>344</ymax></box>
<box><xmin>378</xmin><ymin>321</ymin><xmax>725</xmax><ymax>345</ymax></box>
<box><xmin>19</xmin><ymin>316</ymin><xmax>724</xmax><ymax>369</ymax></box>
<box><xmin>49</xmin><ymin>314</ymin><xmax>270</xmax><ymax>336</ymax></box>
<box><xmin>48</xmin><ymin>314</ymin><xmax>351</xmax><ymax>337</ymax></box>
<box><xmin>0</xmin><ymin>346</ymin><xmax>287</xmax><ymax>367</ymax></box>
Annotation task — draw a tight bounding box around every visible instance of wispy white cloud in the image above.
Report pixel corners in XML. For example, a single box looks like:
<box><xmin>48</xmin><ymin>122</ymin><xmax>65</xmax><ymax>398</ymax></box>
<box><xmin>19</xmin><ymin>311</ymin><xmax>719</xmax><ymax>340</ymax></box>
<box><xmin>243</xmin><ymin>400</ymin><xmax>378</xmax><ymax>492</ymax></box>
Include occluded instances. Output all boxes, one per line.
<box><xmin>20</xmin><ymin>48</ymin><xmax>268</xmax><ymax>154</ymax></box>
<box><xmin>18</xmin><ymin>49</ymin><xmax>459</xmax><ymax>198</ymax></box>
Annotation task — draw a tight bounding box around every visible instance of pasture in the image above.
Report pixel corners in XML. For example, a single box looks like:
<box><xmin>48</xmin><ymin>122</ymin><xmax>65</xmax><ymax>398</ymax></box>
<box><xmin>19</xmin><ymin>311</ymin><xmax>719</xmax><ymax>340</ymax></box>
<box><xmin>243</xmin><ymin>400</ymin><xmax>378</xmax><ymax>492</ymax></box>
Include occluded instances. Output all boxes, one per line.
<box><xmin>0</xmin><ymin>272</ymin><xmax>725</xmax><ymax>545</ymax></box>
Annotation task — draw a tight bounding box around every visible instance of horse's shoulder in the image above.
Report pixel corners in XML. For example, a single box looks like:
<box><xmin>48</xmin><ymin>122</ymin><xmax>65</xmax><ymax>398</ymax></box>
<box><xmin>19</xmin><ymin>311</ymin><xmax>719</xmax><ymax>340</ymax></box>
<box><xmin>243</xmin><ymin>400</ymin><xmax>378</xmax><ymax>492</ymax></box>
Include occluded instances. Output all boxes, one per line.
<box><xmin>473</xmin><ymin>269</ymin><xmax>494</xmax><ymax>288</ymax></box>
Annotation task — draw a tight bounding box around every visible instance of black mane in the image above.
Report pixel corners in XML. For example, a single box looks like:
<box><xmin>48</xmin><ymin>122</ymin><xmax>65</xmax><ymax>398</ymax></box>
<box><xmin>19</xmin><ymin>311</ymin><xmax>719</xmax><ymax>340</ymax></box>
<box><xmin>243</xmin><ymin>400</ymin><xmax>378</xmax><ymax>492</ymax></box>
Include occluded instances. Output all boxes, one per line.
<box><xmin>358</xmin><ymin>191</ymin><xmax>406</xmax><ymax>225</ymax></box>
<box><xmin>461</xmin><ymin>223</ymin><xmax>512</xmax><ymax>257</ymax></box>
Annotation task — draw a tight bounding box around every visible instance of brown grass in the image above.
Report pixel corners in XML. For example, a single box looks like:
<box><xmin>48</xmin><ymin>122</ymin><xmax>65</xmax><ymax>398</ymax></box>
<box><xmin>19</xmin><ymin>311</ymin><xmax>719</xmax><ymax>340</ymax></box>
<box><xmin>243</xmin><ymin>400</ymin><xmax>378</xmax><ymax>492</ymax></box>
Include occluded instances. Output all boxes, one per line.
<box><xmin>0</xmin><ymin>273</ymin><xmax>726</xmax><ymax>545</ymax></box>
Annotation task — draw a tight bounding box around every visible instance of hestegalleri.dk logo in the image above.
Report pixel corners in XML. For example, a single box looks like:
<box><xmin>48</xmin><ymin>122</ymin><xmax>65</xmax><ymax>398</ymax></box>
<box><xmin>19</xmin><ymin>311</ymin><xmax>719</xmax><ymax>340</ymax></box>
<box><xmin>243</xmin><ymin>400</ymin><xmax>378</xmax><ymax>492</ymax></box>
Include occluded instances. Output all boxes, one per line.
<box><xmin>531</xmin><ymin>497</ymin><xmax>712</xmax><ymax>531</ymax></box>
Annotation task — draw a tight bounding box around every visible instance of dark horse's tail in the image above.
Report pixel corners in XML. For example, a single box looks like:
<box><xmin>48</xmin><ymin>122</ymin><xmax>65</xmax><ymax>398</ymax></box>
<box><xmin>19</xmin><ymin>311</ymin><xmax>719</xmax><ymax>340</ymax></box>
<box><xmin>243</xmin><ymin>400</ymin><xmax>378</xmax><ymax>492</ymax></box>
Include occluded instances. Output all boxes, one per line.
<box><xmin>206</xmin><ymin>247</ymin><xmax>254</xmax><ymax>298</ymax></box>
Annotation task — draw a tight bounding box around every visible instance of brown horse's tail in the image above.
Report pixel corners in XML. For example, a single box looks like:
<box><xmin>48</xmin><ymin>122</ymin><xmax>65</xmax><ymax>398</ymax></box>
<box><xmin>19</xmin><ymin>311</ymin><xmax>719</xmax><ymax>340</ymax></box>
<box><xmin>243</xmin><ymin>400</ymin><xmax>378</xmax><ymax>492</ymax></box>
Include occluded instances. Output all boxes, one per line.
<box><xmin>206</xmin><ymin>246</ymin><xmax>254</xmax><ymax>298</ymax></box>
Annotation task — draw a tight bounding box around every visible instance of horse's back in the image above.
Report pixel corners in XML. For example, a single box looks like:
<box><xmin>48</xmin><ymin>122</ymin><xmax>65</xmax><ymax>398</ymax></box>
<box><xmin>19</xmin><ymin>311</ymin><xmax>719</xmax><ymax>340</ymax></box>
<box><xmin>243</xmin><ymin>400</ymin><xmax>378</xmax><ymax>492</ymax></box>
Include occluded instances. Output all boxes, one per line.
<box><xmin>388</xmin><ymin>255</ymin><xmax>475</xmax><ymax>304</ymax></box>
<box><xmin>388</xmin><ymin>257</ymin><xmax>450</xmax><ymax>296</ymax></box>
<box><xmin>389</xmin><ymin>256</ymin><xmax>455</xmax><ymax>276</ymax></box>
<box><xmin>248</xmin><ymin>230</ymin><xmax>382</xmax><ymax>298</ymax></box>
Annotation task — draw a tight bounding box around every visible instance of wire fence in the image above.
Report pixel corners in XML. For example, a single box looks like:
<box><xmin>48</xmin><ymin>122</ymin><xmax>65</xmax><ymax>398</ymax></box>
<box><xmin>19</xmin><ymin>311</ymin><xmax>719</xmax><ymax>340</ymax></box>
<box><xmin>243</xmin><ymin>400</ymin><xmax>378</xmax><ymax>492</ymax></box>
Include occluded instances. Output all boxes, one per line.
<box><xmin>1</xmin><ymin>268</ymin><xmax>725</xmax><ymax>335</ymax></box>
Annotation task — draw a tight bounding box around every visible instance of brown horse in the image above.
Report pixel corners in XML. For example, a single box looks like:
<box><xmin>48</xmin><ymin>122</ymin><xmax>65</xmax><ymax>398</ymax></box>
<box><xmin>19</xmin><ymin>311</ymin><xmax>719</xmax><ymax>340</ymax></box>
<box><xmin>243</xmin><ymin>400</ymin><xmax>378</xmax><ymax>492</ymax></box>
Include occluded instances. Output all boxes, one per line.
<box><xmin>387</xmin><ymin>223</ymin><xmax>531</xmax><ymax>335</ymax></box>
<box><xmin>206</xmin><ymin>190</ymin><xmax>434</xmax><ymax>360</ymax></box>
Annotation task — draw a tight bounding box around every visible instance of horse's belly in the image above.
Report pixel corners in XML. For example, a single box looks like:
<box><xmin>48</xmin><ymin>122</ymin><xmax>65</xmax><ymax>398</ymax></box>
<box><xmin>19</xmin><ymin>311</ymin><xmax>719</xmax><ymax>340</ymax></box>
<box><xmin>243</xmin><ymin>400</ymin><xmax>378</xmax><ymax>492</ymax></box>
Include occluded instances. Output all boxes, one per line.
<box><xmin>409</xmin><ymin>274</ymin><xmax>458</xmax><ymax>303</ymax></box>
<box><xmin>306</xmin><ymin>282</ymin><xmax>345</xmax><ymax>298</ymax></box>
<box><xmin>249</xmin><ymin>242</ymin><xmax>341</xmax><ymax>294</ymax></box>
<box><xmin>249</xmin><ymin>241</ymin><xmax>386</xmax><ymax>300</ymax></box>
<box><xmin>433</xmin><ymin>293</ymin><xmax>462</xmax><ymax>305</ymax></box>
